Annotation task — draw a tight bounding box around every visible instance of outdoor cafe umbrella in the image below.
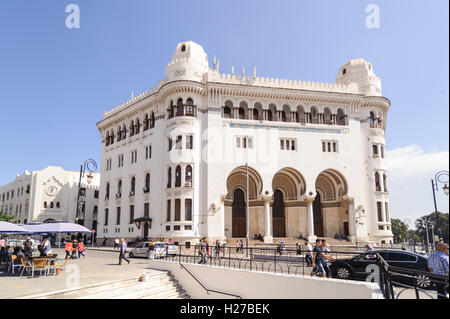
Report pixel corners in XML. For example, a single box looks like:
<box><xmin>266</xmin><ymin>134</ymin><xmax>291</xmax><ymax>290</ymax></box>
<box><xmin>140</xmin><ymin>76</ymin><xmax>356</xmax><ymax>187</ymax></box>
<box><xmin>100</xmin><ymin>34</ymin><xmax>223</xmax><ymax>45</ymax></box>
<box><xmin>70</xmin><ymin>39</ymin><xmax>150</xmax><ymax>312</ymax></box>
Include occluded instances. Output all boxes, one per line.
<box><xmin>0</xmin><ymin>221</ymin><xmax>31</xmax><ymax>234</ymax></box>
<box><xmin>23</xmin><ymin>222</ymin><xmax>92</xmax><ymax>234</ymax></box>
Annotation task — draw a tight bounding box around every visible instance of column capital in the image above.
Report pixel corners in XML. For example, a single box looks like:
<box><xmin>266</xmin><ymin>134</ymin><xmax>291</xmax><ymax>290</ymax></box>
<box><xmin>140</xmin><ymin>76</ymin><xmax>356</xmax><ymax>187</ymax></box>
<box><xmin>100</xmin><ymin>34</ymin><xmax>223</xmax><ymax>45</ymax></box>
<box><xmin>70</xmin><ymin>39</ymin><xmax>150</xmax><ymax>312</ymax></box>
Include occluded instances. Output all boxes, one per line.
<box><xmin>342</xmin><ymin>195</ymin><xmax>355</xmax><ymax>205</ymax></box>
<box><xmin>262</xmin><ymin>195</ymin><xmax>272</xmax><ymax>203</ymax></box>
<box><xmin>303</xmin><ymin>195</ymin><xmax>315</xmax><ymax>204</ymax></box>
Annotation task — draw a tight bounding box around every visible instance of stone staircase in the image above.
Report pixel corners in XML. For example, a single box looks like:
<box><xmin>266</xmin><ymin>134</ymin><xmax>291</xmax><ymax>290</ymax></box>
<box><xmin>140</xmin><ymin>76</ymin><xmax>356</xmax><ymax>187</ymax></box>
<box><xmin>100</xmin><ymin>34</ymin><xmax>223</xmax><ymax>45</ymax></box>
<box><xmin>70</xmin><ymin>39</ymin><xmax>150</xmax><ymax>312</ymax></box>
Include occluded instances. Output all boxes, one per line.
<box><xmin>18</xmin><ymin>271</ymin><xmax>190</xmax><ymax>299</ymax></box>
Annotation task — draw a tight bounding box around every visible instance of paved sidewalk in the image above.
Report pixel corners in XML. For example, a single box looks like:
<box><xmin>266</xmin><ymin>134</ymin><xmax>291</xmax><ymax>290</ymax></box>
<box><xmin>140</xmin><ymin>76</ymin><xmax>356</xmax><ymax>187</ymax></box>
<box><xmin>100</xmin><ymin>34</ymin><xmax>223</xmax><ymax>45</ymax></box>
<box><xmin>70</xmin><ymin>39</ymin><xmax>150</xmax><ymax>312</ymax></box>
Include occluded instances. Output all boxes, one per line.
<box><xmin>1</xmin><ymin>249</ymin><xmax>154</xmax><ymax>299</ymax></box>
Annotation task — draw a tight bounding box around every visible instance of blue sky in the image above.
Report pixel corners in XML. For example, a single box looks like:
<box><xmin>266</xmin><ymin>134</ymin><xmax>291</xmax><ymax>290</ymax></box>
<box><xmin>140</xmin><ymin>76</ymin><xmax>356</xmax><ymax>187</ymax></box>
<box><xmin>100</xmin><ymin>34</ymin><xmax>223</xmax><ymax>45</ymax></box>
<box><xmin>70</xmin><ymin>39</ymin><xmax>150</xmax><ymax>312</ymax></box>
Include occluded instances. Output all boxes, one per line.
<box><xmin>0</xmin><ymin>0</ymin><xmax>448</xmax><ymax>222</ymax></box>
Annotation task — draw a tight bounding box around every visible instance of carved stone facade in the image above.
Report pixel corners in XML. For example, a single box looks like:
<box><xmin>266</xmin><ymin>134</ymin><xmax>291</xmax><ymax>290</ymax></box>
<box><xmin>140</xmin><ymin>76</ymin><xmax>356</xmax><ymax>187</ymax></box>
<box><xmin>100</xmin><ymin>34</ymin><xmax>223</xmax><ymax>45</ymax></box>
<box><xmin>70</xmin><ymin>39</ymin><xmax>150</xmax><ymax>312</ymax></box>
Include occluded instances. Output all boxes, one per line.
<box><xmin>96</xmin><ymin>41</ymin><xmax>393</xmax><ymax>245</ymax></box>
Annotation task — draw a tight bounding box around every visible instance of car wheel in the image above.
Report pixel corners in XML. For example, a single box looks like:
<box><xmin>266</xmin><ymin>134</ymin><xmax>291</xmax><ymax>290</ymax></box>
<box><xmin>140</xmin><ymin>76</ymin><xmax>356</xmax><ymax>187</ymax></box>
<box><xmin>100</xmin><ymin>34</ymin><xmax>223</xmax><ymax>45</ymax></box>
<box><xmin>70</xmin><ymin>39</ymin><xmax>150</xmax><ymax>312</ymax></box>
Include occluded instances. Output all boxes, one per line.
<box><xmin>415</xmin><ymin>274</ymin><xmax>432</xmax><ymax>289</ymax></box>
<box><xmin>335</xmin><ymin>267</ymin><xmax>351</xmax><ymax>279</ymax></box>
<box><xmin>128</xmin><ymin>252</ymin><xmax>134</xmax><ymax>258</ymax></box>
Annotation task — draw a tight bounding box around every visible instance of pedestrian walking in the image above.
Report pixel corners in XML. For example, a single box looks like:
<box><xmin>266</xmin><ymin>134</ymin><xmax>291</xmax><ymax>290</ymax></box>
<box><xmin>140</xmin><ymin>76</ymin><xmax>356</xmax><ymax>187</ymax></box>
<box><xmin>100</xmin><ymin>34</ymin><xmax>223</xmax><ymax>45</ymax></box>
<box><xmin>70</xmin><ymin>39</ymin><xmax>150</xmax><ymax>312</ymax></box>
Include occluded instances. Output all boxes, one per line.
<box><xmin>428</xmin><ymin>242</ymin><xmax>449</xmax><ymax>299</ymax></box>
<box><xmin>214</xmin><ymin>240</ymin><xmax>221</xmax><ymax>260</ymax></box>
<box><xmin>305</xmin><ymin>240</ymin><xmax>313</xmax><ymax>267</ymax></box>
<box><xmin>311</xmin><ymin>239</ymin><xmax>327</xmax><ymax>277</ymax></box>
<box><xmin>118</xmin><ymin>238</ymin><xmax>130</xmax><ymax>265</ymax></box>
<box><xmin>198</xmin><ymin>238</ymin><xmax>207</xmax><ymax>264</ymax></box>
<box><xmin>78</xmin><ymin>241</ymin><xmax>86</xmax><ymax>259</ymax></box>
<box><xmin>239</xmin><ymin>240</ymin><xmax>244</xmax><ymax>253</ymax></box>
<box><xmin>321</xmin><ymin>239</ymin><xmax>334</xmax><ymax>278</ymax></box>
<box><xmin>64</xmin><ymin>240</ymin><xmax>74</xmax><ymax>259</ymax></box>
<box><xmin>296</xmin><ymin>243</ymin><xmax>302</xmax><ymax>255</ymax></box>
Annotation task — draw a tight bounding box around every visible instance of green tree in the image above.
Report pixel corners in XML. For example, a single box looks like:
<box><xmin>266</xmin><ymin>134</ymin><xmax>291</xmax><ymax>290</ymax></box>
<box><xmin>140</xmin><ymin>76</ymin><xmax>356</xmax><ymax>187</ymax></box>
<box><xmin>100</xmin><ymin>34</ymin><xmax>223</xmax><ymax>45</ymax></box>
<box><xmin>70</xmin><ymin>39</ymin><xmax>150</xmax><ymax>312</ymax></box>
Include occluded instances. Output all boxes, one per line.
<box><xmin>415</xmin><ymin>212</ymin><xmax>449</xmax><ymax>244</ymax></box>
<box><xmin>0</xmin><ymin>213</ymin><xmax>14</xmax><ymax>222</ymax></box>
<box><xmin>391</xmin><ymin>218</ymin><xmax>408</xmax><ymax>243</ymax></box>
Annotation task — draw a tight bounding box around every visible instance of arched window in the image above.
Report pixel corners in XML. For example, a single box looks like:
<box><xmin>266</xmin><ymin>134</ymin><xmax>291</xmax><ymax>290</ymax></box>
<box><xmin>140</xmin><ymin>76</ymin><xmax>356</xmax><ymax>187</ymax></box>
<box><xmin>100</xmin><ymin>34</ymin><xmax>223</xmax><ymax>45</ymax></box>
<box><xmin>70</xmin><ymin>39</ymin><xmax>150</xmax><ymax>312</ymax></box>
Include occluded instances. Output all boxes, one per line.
<box><xmin>177</xmin><ymin>98</ymin><xmax>184</xmax><ymax>116</ymax></box>
<box><xmin>238</xmin><ymin>107</ymin><xmax>245</xmax><ymax>119</ymax></box>
<box><xmin>181</xmin><ymin>45</ymin><xmax>186</xmax><ymax>52</ymax></box>
<box><xmin>186</xmin><ymin>98</ymin><xmax>195</xmax><ymax>117</ymax></box>
<box><xmin>106</xmin><ymin>183</ymin><xmax>110</xmax><ymax>199</ymax></box>
<box><xmin>223</xmin><ymin>106</ymin><xmax>232</xmax><ymax>118</ymax></box>
<box><xmin>106</xmin><ymin>132</ymin><xmax>110</xmax><ymax>146</ymax></box>
<box><xmin>323</xmin><ymin>108</ymin><xmax>332</xmax><ymax>125</ymax></box>
<box><xmin>282</xmin><ymin>105</ymin><xmax>291</xmax><ymax>122</ymax></box>
<box><xmin>129</xmin><ymin>120</ymin><xmax>135</xmax><ymax>136</ymax></box>
<box><xmin>117</xmin><ymin>126</ymin><xmax>122</xmax><ymax>142</ymax></box>
<box><xmin>175</xmin><ymin>165</ymin><xmax>182</xmax><ymax>187</ymax></box>
<box><xmin>167</xmin><ymin>167</ymin><xmax>172</xmax><ymax>188</ymax></box>
<box><xmin>281</xmin><ymin>111</ymin><xmax>287</xmax><ymax>122</ymax></box>
<box><xmin>56</xmin><ymin>202</ymin><xmax>60</xmax><ymax>209</ymax></box>
<box><xmin>117</xmin><ymin>180</ymin><xmax>122</xmax><ymax>197</ymax></box>
<box><xmin>144</xmin><ymin>114</ymin><xmax>149</xmax><ymax>130</ymax></box>
<box><xmin>375</xmin><ymin>172</ymin><xmax>381</xmax><ymax>191</ymax></box>
<box><xmin>169</xmin><ymin>101</ymin><xmax>175</xmax><ymax>119</ymax></box>
<box><xmin>44</xmin><ymin>202</ymin><xmax>47</xmax><ymax>209</ymax></box>
<box><xmin>223</xmin><ymin>101</ymin><xmax>233</xmax><ymax>119</ymax></box>
<box><xmin>130</xmin><ymin>176</ymin><xmax>136</xmax><ymax>194</ymax></box>
<box><xmin>135</xmin><ymin>118</ymin><xmax>140</xmax><ymax>134</ymax></box>
<box><xmin>253</xmin><ymin>108</ymin><xmax>259</xmax><ymax>120</ymax></box>
<box><xmin>151</xmin><ymin>112</ymin><xmax>155</xmax><ymax>128</ymax></box>
<box><xmin>369</xmin><ymin>111</ymin><xmax>375</xmax><ymax>127</ymax></box>
<box><xmin>336</xmin><ymin>108</ymin><xmax>346</xmax><ymax>126</ymax></box>
<box><xmin>310</xmin><ymin>107</ymin><xmax>319</xmax><ymax>124</ymax></box>
<box><xmin>50</xmin><ymin>202</ymin><xmax>54</xmax><ymax>208</ymax></box>
<box><xmin>122</xmin><ymin>124</ymin><xmax>127</xmax><ymax>139</ymax></box>
<box><xmin>144</xmin><ymin>173</ymin><xmax>150</xmax><ymax>192</ymax></box>
<box><xmin>253</xmin><ymin>103</ymin><xmax>263</xmax><ymax>121</ymax></box>
<box><xmin>342</xmin><ymin>68</ymin><xmax>346</xmax><ymax>75</ymax></box>
<box><xmin>176</xmin><ymin>135</ymin><xmax>182</xmax><ymax>149</ymax></box>
<box><xmin>185</xmin><ymin>165</ymin><xmax>193</xmax><ymax>186</ymax></box>
<box><xmin>297</xmin><ymin>105</ymin><xmax>305</xmax><ymax>124</ymax></box>
<box><xmin>110</xmin><ymin>130</ymin><xmax>114</xmax><ymax>144</ymax></box>
<box><xmin>267</xmin><ymin>109</ymin><xmax>273</xmax><ymax>121</ymax></box>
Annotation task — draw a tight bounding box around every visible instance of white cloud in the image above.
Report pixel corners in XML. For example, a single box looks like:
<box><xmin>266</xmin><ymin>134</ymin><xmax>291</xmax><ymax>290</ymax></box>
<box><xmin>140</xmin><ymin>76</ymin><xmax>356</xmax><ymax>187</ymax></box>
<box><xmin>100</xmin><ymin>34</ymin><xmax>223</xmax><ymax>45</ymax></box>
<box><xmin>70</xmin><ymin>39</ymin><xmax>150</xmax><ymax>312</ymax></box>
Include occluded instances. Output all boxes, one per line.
<box><xmin>386</xmin><ymin>145</ymin><xmax>449</xmax><ymax>225</ymax></box>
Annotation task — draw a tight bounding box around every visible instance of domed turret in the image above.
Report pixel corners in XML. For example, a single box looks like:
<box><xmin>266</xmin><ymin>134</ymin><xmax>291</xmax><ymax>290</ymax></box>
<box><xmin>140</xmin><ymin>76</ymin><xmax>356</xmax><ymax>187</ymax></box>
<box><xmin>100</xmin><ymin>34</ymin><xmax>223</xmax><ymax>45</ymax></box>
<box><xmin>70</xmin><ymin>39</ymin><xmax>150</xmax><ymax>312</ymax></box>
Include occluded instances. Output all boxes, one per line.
<box><xmin>165</xmin><ymin>41</ymin><xmax>209</xmax><ymax>82</ymax></box>
<box><xmin>336</xmin><ymin>59</ymin><xmax>382</xmax><ymax>96</ymax></box>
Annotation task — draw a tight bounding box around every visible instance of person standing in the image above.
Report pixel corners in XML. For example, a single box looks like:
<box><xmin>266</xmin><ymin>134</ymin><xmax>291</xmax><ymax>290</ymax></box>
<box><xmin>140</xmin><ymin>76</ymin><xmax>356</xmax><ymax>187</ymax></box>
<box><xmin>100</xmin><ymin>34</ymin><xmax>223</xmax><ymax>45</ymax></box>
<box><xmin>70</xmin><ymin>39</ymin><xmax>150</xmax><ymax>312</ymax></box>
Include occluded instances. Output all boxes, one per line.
<box><xmin>23</xmin><ymin>238</ymin><xmax>33</xmax><ymax>258</ymax></box>
<box><xmin>305</xmin><ymin>240</ymin><xmax>313</xmax><ymax>267</ymax></box>
<box><xmin>239</xmin><ymin>240</ymin><xmax>244</xmax><ymax>253</ymax></box>
<box><xmin>236</xmin><ymin>241</ymin><xmax>240</xmax><ymax>253</ymax></box>
<box><xmin>42</xmin><ymin>237</ymin><xmax>52</xmax><ymax>256</ymax></box>
<box><xmin>78</xmin><ymin>241</ymin><xmax>85</xmax><ymax>259</ymax></box>
<box><xmin>214</xmin><ymin>240</ymin><xmax>221</xmax><ymax>260</ymax></box>
<box><xmin>428</xmin><ymin>242</ymin><xmax>449</xmax><ymax>299</ymax></box>
<box><xmin>64</xmin><ymin>240</ymin><xmax>74</xmax><ymax>259</ymax></box>
<box><xmin>311</xmin><ymin>239</ymin><xmax>326</xmax><ymax>277</ymax></box>
<box><xmin>118</xmin><ymin>238</ymin><xmax>130</xmax><ymax>265</ymax></box>
<box><xmin>321</xmin><ymin>239</ymin><xmax>334</xmax><ymax>278</ymax></box>
<box><xmin>114</xmin><ymin>238</ymin><xmax>120</xmax><ymax>250</ymax></box>
<box><xmin>198</xmin><ymin>238</ymin><xmax>207</xmax><ymax>264</ymax></box>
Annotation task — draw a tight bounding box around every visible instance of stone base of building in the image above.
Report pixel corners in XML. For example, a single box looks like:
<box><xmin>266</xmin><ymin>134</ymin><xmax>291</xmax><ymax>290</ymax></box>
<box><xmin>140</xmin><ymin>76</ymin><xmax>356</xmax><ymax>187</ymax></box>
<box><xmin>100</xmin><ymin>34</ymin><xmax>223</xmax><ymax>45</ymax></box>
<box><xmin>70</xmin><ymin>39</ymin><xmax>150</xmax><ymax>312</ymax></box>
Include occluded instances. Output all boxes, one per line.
<box><xmin>263</xmin><ymin>235</ymin><xmax>273</xmax><ymax>244</ymax></box>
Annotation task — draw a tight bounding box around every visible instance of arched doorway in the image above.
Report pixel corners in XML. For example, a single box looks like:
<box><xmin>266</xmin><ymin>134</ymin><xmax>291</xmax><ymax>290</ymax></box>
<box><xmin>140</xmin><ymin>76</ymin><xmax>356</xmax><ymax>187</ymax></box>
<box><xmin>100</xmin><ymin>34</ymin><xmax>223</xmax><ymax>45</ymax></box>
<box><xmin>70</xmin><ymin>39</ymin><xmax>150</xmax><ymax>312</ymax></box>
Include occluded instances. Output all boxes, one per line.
<box><xmin>313</xmin><ymin>193</ymin><xmax>324</xmax><ymax>237</ymax></box>
<box><xmin>272</xmin><ymin>190</ymin><xmax>286</xmax><ymax>237</ymax></box>
<box><xmin>232</xmin><ymin>189</ymin><xmax>246</xmax><ymax>238</ymax></box>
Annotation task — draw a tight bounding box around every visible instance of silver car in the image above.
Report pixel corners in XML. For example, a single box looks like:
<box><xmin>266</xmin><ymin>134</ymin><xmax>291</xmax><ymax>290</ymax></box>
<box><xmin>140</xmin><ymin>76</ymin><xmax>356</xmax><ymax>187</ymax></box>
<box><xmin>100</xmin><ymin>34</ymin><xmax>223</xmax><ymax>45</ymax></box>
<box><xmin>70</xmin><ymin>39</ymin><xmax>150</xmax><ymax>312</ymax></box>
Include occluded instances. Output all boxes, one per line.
<box><xmin>128</xmin><ymin>242</ymin><xmax>151</xmax><ymax>258</ymax></box>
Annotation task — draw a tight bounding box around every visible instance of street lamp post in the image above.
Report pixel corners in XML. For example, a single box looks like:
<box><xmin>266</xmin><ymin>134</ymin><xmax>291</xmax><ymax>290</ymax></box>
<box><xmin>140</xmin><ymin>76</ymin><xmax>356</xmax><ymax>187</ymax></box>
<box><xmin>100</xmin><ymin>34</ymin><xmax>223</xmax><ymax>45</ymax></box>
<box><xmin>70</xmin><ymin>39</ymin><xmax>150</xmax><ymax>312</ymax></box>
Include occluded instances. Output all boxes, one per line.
<box><xmin>431</xmin><ymin>171</ymin><xmax>449</xmax><ymax>240</ymax></box>
<box><xmin>74</xmin><ymin>159</ymin><xmax>97</xmax><ymax>258</ymax></box>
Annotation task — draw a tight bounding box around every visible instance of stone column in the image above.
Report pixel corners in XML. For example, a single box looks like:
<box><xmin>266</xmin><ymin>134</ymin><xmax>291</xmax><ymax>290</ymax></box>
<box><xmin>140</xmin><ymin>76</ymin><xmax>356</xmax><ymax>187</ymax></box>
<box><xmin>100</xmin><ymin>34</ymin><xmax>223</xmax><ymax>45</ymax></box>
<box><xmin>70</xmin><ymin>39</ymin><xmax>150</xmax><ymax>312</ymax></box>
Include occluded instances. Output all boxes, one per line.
<box><xmin>347</xmin><ymin>198</ymin><xmax>356</xmax><ymax>243</ymax></box>
<box><xmin>305</xmin><ymin>196</ymin><xmax>316</xmax><ymax>242</ymax></box>
<box><xmin>248</xmin><ymin>108</ymin><xmax>253</xmax><ymax>120</ymax></box>
<box><xmin>263</xmin><ymin>196</ymin><xmax>273</xmax><ymax>243</ymax></box>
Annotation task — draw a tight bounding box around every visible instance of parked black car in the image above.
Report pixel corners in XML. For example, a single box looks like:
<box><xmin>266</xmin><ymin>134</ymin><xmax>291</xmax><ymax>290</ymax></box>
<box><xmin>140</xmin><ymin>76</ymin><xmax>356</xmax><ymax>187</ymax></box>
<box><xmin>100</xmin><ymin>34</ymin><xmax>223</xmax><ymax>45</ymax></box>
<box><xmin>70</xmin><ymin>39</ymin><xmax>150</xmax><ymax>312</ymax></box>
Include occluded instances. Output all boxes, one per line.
<box><xmin>330</xmin><ymin>250</ymin><xmax>432</xmax><ymax>288</ymax></box>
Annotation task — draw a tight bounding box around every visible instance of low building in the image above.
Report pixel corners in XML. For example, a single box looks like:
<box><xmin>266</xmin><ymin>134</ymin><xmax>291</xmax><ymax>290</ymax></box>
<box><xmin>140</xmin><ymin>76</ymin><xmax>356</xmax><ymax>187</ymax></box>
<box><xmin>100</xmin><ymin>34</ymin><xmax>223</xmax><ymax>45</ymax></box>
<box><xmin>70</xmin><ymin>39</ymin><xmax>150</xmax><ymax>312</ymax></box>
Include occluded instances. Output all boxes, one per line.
<box><xmin>0</xmin><ymin>166</ymin><xmax>100</xmax><ymax>232</ymax></box>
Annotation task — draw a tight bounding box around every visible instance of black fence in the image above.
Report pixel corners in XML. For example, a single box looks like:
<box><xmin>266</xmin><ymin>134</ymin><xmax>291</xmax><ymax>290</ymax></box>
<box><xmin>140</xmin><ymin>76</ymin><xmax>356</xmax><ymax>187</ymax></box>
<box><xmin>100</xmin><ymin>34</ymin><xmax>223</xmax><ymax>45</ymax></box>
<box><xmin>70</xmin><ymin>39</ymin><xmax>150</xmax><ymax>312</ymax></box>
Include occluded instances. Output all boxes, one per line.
<box><xmin>153</xmin><ymin>245</ymin><xmax>448</xmax><ymax>300</ymax></box>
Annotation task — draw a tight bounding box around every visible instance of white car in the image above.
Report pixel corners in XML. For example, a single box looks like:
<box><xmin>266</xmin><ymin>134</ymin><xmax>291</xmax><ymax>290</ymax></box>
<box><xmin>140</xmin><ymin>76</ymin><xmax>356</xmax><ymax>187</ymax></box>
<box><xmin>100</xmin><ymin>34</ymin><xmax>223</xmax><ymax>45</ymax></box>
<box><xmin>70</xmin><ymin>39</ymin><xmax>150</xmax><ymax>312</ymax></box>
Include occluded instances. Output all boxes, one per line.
<box><xmin>128</xmin><ymin>242</ymin><xmax>151</xmax><ymax>258</ymax></box>
<box><xmin>152</xmin><ymin>242</ymin><xmax>179</xmax><ymax>259</ymax></box>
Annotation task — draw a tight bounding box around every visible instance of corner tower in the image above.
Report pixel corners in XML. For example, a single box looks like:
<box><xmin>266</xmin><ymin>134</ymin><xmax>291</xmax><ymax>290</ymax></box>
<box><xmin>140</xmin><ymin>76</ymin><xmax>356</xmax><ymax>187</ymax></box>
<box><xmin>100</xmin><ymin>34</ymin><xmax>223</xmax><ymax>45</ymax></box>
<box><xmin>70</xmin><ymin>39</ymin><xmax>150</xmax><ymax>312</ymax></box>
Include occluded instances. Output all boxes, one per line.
<box><xmin>165</xmin><ymin>41</ymin><xmax>209</xmax><ymax>83</ymax></box>
<box><xmin>336</xmin><ymin>59</ymin><xmax>382</xmax><ymax>96</ymax></box>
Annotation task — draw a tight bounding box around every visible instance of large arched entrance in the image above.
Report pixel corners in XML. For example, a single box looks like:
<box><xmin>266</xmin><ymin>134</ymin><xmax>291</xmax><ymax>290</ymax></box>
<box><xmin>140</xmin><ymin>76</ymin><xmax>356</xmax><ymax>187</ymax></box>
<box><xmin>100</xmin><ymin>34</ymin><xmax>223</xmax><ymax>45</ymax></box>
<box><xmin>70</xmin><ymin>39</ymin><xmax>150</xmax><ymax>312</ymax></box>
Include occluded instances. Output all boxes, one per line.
<box><xmin>315</xmin><ymin>169</ymin><xmax>348</xmax><ymax>237</ymax></box>
<box><xmin>313</xmin><ymin>192</ymin><xmax>324</xmax><ymax>237</ymax></box>
<box><xmin>272</xmin><ymin>190</ymin><xmax>286</xmax><ymax>237</ymax></box>
<box><xmin>226</xmin><ymin>166</ymin><xmax>263</xmax><ymax>238</ymax></box>
<box><xmin>232</xmin><ymin>188</ymin><xmax>246</xmax><ymax>238</ymax></box>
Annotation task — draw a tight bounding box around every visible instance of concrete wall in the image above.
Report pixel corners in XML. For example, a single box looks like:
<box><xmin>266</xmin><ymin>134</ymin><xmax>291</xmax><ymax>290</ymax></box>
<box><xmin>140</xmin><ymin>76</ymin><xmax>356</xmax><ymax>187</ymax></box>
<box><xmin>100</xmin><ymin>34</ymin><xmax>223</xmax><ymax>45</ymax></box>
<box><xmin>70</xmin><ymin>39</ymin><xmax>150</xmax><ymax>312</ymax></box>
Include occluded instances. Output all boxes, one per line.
<box><xmin>148</xmin><ymin>260</ymin><xmax>382</xmax><ymax>299</ymax></box>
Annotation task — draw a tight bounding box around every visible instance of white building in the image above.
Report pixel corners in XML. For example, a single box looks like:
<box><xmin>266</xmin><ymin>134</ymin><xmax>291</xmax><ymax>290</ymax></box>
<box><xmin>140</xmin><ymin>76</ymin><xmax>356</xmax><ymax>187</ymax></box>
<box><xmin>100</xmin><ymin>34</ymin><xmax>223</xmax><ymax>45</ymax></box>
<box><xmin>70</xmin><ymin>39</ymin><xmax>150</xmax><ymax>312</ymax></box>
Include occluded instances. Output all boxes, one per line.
<box><xmin>0</xmin><ymin>166</ymin><xmax>100</xmax><ymax>231</ymax></box>
<box><xmin>96</xmin><ymin>41</ymin><xmax>393</xmax><ymax>245</ymax></box>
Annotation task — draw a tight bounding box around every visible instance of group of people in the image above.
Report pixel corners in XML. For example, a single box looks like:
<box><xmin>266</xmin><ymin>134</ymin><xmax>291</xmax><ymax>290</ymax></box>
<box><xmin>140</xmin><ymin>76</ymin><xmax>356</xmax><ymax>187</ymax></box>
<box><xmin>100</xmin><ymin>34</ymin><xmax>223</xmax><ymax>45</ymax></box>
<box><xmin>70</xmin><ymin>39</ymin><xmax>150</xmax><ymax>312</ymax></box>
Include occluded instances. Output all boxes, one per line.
<box><xmin>308</xmin><ymin>239</ymin><xmax>334</xmax><ymax>278</ymax></box>
<box><xmin>64</xmin><ymin>239</ymin><xmax>86</xmax><ymax>259</ymax></box>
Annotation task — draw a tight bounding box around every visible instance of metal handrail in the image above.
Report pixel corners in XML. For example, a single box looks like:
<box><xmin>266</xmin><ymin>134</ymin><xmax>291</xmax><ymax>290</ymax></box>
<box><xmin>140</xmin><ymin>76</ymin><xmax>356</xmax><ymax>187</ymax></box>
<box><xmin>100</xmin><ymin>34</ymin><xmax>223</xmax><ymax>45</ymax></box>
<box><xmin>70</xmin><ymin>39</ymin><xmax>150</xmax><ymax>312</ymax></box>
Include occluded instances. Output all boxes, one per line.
<box><xmin>178</xmin><ymin>262</ymin><xmax>242</xmax><ymax>299</ymax></box>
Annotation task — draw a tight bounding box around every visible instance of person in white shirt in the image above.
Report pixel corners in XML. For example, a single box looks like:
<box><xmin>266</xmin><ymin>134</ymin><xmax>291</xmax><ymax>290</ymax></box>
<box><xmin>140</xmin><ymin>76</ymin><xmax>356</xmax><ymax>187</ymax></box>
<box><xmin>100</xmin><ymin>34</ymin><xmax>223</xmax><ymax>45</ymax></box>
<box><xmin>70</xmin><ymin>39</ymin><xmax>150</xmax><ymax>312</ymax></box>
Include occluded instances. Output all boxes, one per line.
<box><xmin>114</xmin><ymin>238</ymin><xmax>120</xmax><ymax>250</ymax></box>
<box><xmin>42</xmin><ymin>237</ymin><xmax>52</xmax><ymax>256</ymax></box>
<box><xmin>305</xmin><ymin>240</ymin><xmax>313</xmax><ymax>267</ymax></box>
